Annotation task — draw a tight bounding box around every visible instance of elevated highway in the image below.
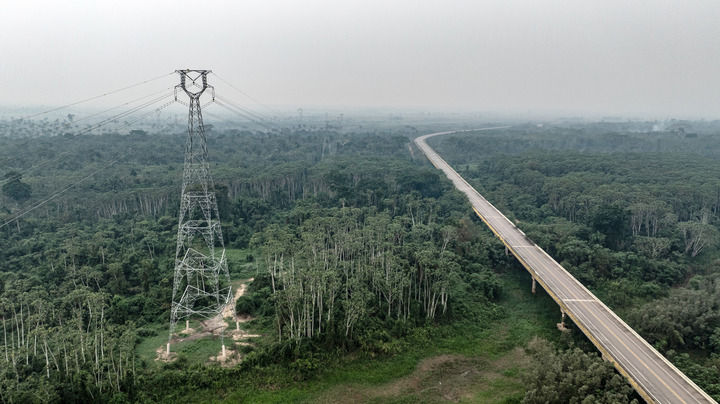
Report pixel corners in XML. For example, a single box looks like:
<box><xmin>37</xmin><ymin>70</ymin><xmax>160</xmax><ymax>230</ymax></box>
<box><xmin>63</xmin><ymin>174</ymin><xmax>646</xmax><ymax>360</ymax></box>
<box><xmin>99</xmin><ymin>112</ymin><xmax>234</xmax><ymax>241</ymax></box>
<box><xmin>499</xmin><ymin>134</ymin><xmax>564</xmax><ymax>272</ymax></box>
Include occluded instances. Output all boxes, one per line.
<box><xmin>415</xmin><ymin>128</ymin><xmax>716</xmax><ymax>404</ymax></box>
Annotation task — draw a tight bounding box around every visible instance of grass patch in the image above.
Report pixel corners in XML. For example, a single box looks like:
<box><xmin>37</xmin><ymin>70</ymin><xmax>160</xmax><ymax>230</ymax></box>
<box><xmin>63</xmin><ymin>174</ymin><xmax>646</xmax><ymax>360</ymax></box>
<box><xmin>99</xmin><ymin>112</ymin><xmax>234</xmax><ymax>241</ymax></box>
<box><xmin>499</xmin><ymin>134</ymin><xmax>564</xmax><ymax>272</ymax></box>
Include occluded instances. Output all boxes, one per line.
<box><xmin>136</xmin><ymin>318</ymin><xmax>232</xmax><ymax>367</ymax></box>
<box><xmin>226</xmin><ymin>248</ymin><xmax>259</xmax><ymax>279</ymax></box>
<box><xmin>136</xmin><ymin>323</ymin><xmax>170</xmax><ymax>366</ymax></box>
<box><xmin>167</xmin><ymin>265</ymin><xmax>563</xmax><ymax>403</ymax></box>
<box><xmin>175</xmin><ymin>337</ymin><xmax>226</xmax><ymax>363</ymax></box>
<box><xmin>470</xmin><ymin>376</ymin><xmax>525</xmax><ymax>404</ymax></box>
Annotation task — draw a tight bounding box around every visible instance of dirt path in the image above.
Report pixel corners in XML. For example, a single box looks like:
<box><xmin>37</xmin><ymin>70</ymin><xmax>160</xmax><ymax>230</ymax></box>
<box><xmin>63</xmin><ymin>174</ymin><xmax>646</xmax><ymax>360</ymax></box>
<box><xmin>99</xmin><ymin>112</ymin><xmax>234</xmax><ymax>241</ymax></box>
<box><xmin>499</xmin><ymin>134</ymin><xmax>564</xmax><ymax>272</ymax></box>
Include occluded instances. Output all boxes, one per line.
<box><xmin>203</xmin><ymin>278</ymin><xmax>255</xmax><ymax>337</ymax></box>
<box><xmin>222</xmin><ymin>279</ymin><xmax>256</xmax><ymax>325</ymax></box>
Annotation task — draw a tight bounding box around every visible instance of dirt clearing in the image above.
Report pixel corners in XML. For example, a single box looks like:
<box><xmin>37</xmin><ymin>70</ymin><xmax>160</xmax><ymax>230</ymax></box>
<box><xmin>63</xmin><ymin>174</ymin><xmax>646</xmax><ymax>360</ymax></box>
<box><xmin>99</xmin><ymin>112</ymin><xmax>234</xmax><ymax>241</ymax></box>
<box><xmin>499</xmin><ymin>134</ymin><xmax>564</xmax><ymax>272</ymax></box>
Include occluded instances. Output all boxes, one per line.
<box><xmin>315</xmin><ymin>348</ymin><xmax>528</xmax><ymax>403</ymax></box>
<box><xmin>156</xmin><ymin>278</ymin><xmax>256</xmax><ymax>363</ymax></box>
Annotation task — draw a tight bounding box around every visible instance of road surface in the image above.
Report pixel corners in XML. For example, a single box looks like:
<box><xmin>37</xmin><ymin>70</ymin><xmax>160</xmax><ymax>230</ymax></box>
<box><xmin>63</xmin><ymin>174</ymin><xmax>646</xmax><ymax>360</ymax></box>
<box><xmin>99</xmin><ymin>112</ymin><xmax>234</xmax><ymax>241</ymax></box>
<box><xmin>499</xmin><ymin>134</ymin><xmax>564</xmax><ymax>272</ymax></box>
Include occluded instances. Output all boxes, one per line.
<box><xmin>415</xmin><ymin>128</ymin><xmax>716</xmax><ymax>404</ymax></box>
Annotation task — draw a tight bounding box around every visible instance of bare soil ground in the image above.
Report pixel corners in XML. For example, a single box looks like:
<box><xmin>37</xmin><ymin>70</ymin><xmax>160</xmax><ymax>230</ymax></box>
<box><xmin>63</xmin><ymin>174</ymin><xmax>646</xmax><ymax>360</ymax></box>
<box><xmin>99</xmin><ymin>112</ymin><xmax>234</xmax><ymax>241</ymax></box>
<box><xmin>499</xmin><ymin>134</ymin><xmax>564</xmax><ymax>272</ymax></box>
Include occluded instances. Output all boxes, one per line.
<box><xmin>315</xmin><ymin>348</ymin><xmax>528</xmax><ymax>403</ymax></box>
<box><xmin>156</xmin><ymin>278</ymin><xmax>257</xmax><ymax>363</ymax></box>
<box><xmin>154</xmin><ymin>346</ymin><xmax>176</xmax><ymax>363</ymax></box>
<box><xmin>209</xmin><ymin>346</ymin><xmax>243</xmax><ymax>367</ymax></box>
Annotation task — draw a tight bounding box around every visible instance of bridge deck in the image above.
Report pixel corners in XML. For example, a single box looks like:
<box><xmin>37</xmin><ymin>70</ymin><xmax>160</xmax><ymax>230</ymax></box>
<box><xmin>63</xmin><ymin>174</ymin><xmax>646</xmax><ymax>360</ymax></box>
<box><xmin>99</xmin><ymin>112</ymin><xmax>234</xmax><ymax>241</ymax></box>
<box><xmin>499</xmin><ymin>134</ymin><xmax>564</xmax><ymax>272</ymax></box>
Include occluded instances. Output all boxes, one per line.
<box><xmin>415</xmin><ymin>129</ymin><xmax>716</xmax><ymax>404</ymax></box>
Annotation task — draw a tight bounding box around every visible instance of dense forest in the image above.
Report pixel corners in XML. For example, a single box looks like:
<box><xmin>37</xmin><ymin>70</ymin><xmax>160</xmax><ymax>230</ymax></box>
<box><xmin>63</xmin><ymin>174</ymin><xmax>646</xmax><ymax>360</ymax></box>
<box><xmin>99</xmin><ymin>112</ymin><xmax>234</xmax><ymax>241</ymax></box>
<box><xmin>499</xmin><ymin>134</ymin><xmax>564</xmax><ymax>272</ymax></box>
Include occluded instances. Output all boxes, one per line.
<box><xmin>430</xmin><ymin>123</ymin><xmax>720</xmax><ymax>400</ymax></box>
<box><xmin>1</xmin><ymin>120</ymin><xmax>719</xmax><ymax>402</ymax></box>
<box><xmin>0</xmin><ymin>124</ymin><xmax>508</xmax><ymax>402</ymax></box>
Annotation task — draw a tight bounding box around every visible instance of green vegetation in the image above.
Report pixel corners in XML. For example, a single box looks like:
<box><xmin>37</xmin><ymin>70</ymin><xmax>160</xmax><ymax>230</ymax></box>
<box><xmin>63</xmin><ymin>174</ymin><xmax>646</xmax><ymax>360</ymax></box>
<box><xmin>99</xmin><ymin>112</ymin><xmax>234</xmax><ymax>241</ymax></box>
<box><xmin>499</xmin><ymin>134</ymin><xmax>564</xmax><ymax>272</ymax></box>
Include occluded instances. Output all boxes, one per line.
<box><xmin>1</xmin><ymin>171</ymin><xmax>31</xmax><ymax>201</ymax></box>
<box><xmin>136</xmin><ymin>268</ymin><xmax>560</xmax><ymax>403</ymax></box>
<box><xmin>2</xmin><ymin>120</ymin><xmax>720</xmax><ymax>402</ymax></box>
<box><xmin>430</xmin><ymin>123</ymin><xmax>720</xmax><ymax>400</ymax></box>
<box><xmin>2</xmin><ymin>126</ymin><xmax>522</xmax><ymax>402</ymax></box>
<box><xmin>523</xmin><ymin>338</ymin><xmax>638</xmax><ymax>404</ymax></box>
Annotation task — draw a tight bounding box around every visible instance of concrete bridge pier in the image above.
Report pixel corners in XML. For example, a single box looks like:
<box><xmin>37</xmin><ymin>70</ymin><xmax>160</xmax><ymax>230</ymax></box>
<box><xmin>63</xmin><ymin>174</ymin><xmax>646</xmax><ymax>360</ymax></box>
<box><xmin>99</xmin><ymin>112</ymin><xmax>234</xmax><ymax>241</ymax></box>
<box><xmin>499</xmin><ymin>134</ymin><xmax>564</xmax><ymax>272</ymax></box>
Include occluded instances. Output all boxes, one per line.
<box><xmin>557</xmin><ymin>310</ymin><xmax>568</xmax><ymax>332</ymax></box>
<box><xmin>531</xmin><ymin>277</ymin><xmax>536</xmax><ymax>294</ymax></box>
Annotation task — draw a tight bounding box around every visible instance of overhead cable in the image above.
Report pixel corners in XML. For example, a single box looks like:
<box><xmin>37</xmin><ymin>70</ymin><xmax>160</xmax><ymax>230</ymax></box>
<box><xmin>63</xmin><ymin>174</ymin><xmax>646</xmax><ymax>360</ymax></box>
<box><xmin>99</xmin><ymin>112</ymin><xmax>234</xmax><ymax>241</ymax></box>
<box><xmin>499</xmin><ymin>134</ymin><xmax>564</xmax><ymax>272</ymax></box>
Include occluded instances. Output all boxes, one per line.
<box><xmin>23</xmin><ymin>72</ymin><xmax>174</xmax><ymax>119</ymax></box>
<box><xmin>0</xmin><ymin>156</ymin><xmax>122</xmax><ymax>229</ymax></box>
<box><xmin>0</xmin><ymin>98</ymin><xmax>180</xmax><ymax>229</ymax></box>
<box><xmin>1</xmin><ymin>92</ymin><xmax>174</xmax><ymax>186</ymax></box>
<box><xmin>211</xmin><ymin>72</ymin><xmax>278</xmax><ymax>115</ymax></box>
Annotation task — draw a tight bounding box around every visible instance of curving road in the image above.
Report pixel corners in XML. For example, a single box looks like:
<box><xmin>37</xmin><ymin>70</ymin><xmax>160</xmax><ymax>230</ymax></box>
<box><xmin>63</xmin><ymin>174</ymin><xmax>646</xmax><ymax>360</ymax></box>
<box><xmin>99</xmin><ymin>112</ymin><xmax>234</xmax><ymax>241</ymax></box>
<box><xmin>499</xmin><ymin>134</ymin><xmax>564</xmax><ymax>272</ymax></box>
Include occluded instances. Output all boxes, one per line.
<box><xmin>415</xmin><ymin>128</ymin><xmax>716</xmax><ymax>404</ymax></box>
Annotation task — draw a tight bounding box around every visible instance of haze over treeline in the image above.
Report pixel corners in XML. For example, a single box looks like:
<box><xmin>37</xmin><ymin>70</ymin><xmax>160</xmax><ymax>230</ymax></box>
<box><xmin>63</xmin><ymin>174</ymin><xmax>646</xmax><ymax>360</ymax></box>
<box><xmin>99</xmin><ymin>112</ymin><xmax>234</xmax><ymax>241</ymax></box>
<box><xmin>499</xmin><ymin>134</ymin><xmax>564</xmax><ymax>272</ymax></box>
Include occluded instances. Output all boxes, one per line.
<box><xmin>1</xmin><ymin>0</ymin><xmax>719</xmax><ymax>118</ymax></box>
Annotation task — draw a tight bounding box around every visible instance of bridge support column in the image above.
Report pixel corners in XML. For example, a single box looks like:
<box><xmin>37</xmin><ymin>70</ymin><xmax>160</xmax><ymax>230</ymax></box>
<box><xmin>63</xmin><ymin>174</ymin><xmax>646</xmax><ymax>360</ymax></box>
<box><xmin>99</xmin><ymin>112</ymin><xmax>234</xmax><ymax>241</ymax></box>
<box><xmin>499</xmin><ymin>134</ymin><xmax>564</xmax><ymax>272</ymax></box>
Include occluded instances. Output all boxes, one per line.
<box><xmin>505</xmin><ymin>245</ymin><xmax>509</xmax><ymax>256</ymax></box>
<box><xmin>557</xmin><ymin>310</ymin><xmax>568</xmax><ymax>332</ymax></box>
<box><xmin>531</xmin><ymin>277</ymin><xmax>536</xmax><ymax>294</ymax></box>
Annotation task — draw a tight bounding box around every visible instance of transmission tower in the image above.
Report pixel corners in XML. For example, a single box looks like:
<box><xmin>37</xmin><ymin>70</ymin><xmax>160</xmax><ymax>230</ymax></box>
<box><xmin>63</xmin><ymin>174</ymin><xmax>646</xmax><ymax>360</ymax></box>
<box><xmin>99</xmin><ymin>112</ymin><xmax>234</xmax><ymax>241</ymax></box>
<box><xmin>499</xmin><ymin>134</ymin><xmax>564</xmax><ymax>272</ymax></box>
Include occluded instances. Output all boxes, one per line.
<box><xmin>168</xmin><ymin>70</ymin><xmax>234</xmax><ymax>356</ymax></box>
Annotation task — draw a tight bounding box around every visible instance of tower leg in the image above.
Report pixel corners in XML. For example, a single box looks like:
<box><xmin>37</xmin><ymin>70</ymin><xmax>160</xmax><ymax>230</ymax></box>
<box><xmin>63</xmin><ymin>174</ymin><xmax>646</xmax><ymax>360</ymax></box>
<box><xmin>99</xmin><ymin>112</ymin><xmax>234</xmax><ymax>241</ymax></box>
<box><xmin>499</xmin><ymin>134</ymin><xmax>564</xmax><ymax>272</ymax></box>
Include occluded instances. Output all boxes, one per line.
<box><xmin>236</xmin><ymin>320</ymin><xmax>239</xmax><ymax>331</ymax></box>
<box><xmin>222</xmin><ymin>344</ymin><xmax>226</xmax><ymax>358</ymax></box>
<box><xmin>166</xmin><ymin>343</ymin><xmax>170</xmax><ymax>355</ymax></box>
<box><xmin>185</xmin><ymin>320</ymin><xmax>190</xmax><ymax>331</ymax></box>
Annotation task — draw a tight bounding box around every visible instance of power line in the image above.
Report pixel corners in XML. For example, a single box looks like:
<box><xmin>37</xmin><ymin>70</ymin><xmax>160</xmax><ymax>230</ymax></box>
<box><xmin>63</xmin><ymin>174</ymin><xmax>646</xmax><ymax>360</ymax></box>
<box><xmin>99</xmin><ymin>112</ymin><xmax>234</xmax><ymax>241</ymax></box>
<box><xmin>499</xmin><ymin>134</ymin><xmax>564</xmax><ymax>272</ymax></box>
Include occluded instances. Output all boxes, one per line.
<box><xmin>215</xmin><ymin>95</ymin><xmax>275</xmax><ymax>124</ymax></box>
<box><xmin>0</xmin><ymin>70</ymin><xmax>280</xmax><ymax>229</ymax></box>
<box><xmin>0</xmin><ymin>92</ymin><xmax>174</xmax><ymax>187</ymax></box>
<box><xmin>213</xmin><ymin>99</ymin><xmax>275</xmax><ymax>131</ymax></box>
<box><xmin>214</xmin><ymin>98</ymin><xmax>268</xmax><ymax>125</ymax></box>
<box><xmin>201</xmin><ymin>108</ymin><xmax>271</xmax><ymax>132</ymax></box>
<box><xmin>187</xmin><ymin>79</ymin><xmax>277</xmax><ymax>128</ymax></box>
<box><xmin>72</xmin><ymin>86</ymin><xmax>174</xmax><ymax>124</ymax></box>
<box><xmin>23</xmin><ymin>72</ymin><xmax>174</xmax><ymax>120</ymax></box>
<box><xmin>0</xmin><ymin>156</ymin><xmax>122</xmax><ymax>230</ymax></box>
<box><xmin>0</xmin><ymin>98</ymin><xmax>180</xmax><ymax>229</ymax></box>
<box><xmin>120</xmin><ymin>97</ymin><xmax>178</xmax><ymax>128</ymax></box>
<box><xmin>76</xmin><ymin>92</ymin><xmax>174</xmax><ymax>135</ymax></box>
<box><xmin>211</xmin><ymin>72</ymin><xmax>278</xmax><ymax>116</ymax></box>
<box><xmin>2</xmin><ymin>84</ymin><xmax>173</xmax><ymax>185</ymax></box>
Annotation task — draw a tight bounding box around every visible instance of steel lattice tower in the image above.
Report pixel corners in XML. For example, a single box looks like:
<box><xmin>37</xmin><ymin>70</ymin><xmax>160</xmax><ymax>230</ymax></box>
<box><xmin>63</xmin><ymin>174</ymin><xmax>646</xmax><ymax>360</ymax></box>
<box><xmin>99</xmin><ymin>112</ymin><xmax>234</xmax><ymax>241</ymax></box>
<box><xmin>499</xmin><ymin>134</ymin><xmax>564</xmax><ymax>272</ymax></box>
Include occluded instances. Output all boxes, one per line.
<box><xmin>168</xmin><ymin>70</ymin><xmax>233</xmax><ymax>355</ymax></box>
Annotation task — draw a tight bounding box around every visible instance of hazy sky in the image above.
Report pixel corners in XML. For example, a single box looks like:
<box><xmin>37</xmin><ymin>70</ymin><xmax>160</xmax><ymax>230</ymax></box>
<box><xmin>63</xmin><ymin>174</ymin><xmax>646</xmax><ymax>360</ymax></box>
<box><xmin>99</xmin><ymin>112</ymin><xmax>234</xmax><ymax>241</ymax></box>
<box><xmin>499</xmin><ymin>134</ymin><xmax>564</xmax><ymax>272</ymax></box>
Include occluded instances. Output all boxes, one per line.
<box><xmin>2</xmin><ymin>0</ymin><xmax>720</xmax><ymax>118</ymax></box>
